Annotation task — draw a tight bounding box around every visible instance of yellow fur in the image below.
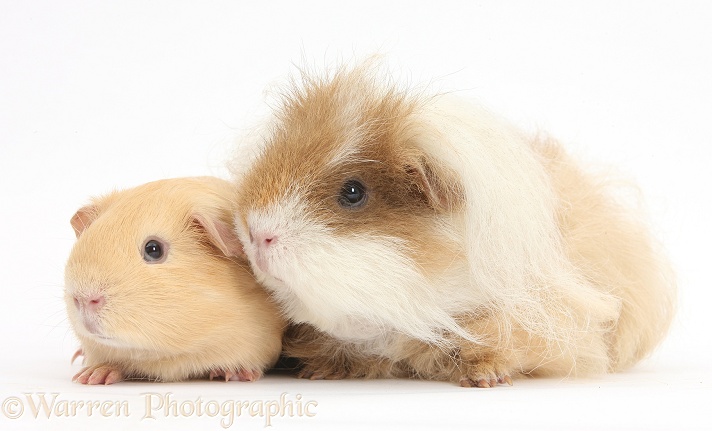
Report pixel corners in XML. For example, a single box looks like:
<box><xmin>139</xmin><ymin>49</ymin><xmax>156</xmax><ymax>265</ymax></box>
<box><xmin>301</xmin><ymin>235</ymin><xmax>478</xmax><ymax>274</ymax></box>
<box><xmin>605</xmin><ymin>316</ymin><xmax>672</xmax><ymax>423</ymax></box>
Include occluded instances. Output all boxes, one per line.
<box><xmin>65</xmin><ymin>177</ymin><xmax>284</xmax><ymax>383</ymax></box>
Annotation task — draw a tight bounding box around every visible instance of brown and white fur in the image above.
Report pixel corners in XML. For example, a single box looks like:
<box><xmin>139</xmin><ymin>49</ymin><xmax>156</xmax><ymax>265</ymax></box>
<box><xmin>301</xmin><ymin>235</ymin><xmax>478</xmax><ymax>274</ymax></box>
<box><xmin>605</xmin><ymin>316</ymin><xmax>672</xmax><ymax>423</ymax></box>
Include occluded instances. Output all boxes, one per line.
<box><xmin>230</xmin><ymin>63</ymin><xmax>676</xmax><ymax>387</ymax></box>
<box><xmin>65</xmin><ymin>177</ymin><xmax>284</xmax><ymax>384</ymax></box>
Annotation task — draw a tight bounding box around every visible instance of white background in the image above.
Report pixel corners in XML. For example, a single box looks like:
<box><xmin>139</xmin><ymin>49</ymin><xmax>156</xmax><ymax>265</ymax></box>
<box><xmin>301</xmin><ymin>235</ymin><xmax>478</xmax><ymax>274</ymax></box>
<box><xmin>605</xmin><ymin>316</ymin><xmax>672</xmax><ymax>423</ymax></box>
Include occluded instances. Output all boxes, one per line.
<box><xmin>1</xmin><ymin>1</ymin><xmax>711</xmax><ymax>430</ymax></box>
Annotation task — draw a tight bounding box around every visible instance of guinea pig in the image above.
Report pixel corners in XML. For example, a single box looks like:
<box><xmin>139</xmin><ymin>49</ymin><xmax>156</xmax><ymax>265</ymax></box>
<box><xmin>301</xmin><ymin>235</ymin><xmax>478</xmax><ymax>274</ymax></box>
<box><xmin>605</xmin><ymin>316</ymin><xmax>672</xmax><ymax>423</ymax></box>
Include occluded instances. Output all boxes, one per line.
<box><xmin>228</xmin><ymin>62</ymin><xmax>676</xmax><ymax>388</ymax></box>
<box><xmin>64</xmin><ymin>176</ymin><xmax>284</xmax><ymax>385</ymax></box>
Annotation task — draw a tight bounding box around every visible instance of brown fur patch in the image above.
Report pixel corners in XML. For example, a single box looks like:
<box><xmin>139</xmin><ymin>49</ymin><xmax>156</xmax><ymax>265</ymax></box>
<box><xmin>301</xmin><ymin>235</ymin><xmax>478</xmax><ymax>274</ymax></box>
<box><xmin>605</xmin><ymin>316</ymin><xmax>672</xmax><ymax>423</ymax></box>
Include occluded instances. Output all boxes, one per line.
<box><xmin>237</xmin><ymin>64</ymin><xmax>465</xmax><ymax>276</ymax></box>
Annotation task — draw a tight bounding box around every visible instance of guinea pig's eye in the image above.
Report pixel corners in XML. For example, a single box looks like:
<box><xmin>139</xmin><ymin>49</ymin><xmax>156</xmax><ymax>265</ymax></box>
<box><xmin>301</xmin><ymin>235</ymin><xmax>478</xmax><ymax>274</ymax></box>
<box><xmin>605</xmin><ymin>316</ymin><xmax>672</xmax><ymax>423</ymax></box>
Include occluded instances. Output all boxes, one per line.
<box><xmin>338</xmin><ymin>180</ymin><xmax>368</xmax><ymax>209</ymax></box>
<box><xmin>143</xmin><ymin>239</ymin><xmax>167</xmax><ymax>263</ymax></box>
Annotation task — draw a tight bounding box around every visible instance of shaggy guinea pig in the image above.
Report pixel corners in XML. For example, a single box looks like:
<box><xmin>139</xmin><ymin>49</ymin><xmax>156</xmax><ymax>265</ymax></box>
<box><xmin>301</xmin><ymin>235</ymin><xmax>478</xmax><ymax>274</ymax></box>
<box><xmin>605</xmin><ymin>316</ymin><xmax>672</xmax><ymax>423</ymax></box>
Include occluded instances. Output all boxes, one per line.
<box><xmin>229</xmin><ymin>63</ymin><xmax>676</xmax><ymax>388</ymax></box>
<box><xmin>65</xmin><ymin>177</ymin><xmax>284</xmax><ymax>385</ymax></box>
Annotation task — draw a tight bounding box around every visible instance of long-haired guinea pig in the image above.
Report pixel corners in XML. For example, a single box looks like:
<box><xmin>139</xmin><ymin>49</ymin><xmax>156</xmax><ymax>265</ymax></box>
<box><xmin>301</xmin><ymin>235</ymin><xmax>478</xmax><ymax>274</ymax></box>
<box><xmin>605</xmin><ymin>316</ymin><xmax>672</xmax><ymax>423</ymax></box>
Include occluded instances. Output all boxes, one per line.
<box><xmin>226</xmin><ymin>62</ymin><xmax>677</xmax><ymax>388</ymax></box>
<box><xmin>64</xmin><ymin>176</ymin><xmax>284</xmax><ymax>385</ymax></box>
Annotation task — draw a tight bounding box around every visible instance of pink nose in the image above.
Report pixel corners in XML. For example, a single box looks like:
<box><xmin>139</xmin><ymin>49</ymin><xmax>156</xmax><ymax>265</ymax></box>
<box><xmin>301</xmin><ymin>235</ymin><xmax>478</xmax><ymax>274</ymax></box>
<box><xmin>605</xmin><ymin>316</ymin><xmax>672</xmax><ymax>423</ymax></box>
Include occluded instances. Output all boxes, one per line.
<box><xmin>74</xmin><ymin>294</ymin><xmax>106</xmax><ymax>314</ymax></box>
<box><xmin>250</xmin><ymin>230</ymin><xmax>278</xmax><ymax>248</ymax></box>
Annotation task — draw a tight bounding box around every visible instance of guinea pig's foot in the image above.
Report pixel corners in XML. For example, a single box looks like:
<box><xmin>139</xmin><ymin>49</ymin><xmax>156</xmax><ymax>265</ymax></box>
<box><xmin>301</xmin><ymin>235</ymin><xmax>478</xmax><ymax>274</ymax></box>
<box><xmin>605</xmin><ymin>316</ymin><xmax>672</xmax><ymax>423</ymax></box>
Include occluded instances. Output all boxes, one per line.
<box><xmin>458</xmin><ymin>362</ymin><xmax>513</xmax><ymax>388</ymax></box>
<box><xmin>234</xmin><ymin>368</ymin><xmax>263</xmax><ymax>382</ymax></box>
<box><xmin>296</xmin><ymin>367</ymin><xmax>349</xmax><ymax>380</ymax></box>
<box><xmin>459</xmin><ymin>374</ymin><xmax>513</xmax><ymax>388</ymax></box>
<box><xmin>209</xmin><ymin>368</ymin><xmax>263</xmax><ymax>382</ymax></box>
<box><xmin>73</xmin><ymin>364</ymin><xmax>123</xmax><ymax>385</ymax></box>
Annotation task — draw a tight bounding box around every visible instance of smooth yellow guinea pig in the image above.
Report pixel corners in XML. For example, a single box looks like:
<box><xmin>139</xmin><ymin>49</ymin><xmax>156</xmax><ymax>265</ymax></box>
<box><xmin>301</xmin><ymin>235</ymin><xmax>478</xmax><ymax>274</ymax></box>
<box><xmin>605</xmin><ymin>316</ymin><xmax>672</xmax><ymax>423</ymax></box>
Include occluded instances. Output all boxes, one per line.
<box><xmin>65</xmin><ymin>176</ymin><xmax>284</xmax><ymax>385</ymax></box>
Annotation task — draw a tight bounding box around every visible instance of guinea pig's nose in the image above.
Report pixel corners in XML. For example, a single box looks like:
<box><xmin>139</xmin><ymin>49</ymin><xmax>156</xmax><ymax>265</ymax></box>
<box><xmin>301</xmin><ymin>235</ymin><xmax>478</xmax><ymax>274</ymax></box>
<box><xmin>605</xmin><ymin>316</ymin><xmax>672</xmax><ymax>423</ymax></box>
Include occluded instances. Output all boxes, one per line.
<box><xmin>250</xmin><ymin>230</ymin><xmax>278</xmax><ymax>248</ymax></box>
<box><xmin>75</xmin><ymin>293</ymin><xmax>106</xmax><ymax>314</ymax></box>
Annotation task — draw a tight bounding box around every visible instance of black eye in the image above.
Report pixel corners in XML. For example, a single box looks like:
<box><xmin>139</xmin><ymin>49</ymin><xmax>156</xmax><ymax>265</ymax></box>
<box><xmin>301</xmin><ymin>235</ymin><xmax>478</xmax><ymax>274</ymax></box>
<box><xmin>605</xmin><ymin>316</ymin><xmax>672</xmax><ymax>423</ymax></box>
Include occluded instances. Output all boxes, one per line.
<box><xmin>143</xmin><ymin>239</ymin><xmax>166</xmax><ymax>263</ymax></box>
<box><xmin>338</xmin><ymin>180</ymin><xmax>368</xmax><ymax>209</ymax></box>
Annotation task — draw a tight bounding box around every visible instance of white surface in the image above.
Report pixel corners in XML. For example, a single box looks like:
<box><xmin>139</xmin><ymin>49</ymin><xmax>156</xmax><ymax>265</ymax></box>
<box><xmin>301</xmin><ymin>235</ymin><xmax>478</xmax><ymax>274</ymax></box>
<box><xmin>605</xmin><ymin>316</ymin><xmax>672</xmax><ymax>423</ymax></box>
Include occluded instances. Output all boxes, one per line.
<box><xmin>1</xmin><ymin>1</ymin><xmax>710</xmax><ymax>430</ymax></box>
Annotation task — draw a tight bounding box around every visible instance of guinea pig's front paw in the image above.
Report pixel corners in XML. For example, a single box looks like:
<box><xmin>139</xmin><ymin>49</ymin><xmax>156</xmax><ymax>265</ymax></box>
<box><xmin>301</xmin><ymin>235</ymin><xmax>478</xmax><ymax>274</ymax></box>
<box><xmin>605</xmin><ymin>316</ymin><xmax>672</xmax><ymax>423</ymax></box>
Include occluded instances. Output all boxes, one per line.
<box><xmin>294</xmin><ymin>357</ymin><xmax>392</xmax><ymax>380</ymax></box>
<box><xmin>457</xmin><ymin>361</ymin><xmax>514</xmax><ymax>388</ymax></box>
<box><xmin>73</xmin><ymin>364</ymin><xmax>123</xmax><ymax>385</ymax></box>
<box><xmin>208</xmin><ymin>368</ymin><xmax>263</xmax><ymax>382</ymax></box>
<box><xmin>297</xmin><ymin>367</ymin><xmax>349</xmax><ymax>380</ymax></box>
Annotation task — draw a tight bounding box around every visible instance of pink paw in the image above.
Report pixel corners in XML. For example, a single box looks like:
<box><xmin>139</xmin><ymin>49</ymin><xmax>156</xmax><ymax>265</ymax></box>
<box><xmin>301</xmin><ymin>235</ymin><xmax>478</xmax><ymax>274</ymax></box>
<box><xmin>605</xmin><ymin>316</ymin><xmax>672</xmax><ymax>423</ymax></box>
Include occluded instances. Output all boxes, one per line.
<box><xmin>209</xmin><ymin>368</ymin><xmax>262</xmax><ymax>382</ymax></box>
<box><xmin>73</xmin><ymin>364</ymin><xmax>123</xmax><ymax>385</ymax></box>
<box><xmin>458</xmin><ymin>360</ymin><xmax>514</xmax><ymax>388</ymax></box>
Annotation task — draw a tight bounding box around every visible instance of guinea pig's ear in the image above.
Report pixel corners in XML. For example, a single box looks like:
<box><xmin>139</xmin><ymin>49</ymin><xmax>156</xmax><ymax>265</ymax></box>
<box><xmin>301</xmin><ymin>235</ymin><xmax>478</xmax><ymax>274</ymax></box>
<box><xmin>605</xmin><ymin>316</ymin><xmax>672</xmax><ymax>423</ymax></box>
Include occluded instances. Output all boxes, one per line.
<box><xmin>192</xmin><ymin>214</ymin><xmax>245</xmax><ymax>258</ymax></box>
<box><xmin>70</xmin><ymin>191</ymin><xmax>121</xmax><ymax>238</ymax></box>
<box><xmin>70</xmin><ymin>206</ymin><xmax>98</xmax><ymax>238</ymax></box>
<box><xmin>405</xmin><ymin>154</ymin><xmax>464</xmax><ymax>212</ymax></box>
